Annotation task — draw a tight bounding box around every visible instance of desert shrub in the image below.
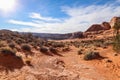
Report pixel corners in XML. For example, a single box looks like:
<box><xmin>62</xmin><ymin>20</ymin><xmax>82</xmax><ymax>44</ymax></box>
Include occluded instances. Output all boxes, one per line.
<box><xmin>62</xmin><ymin>47</ymin><xmax>70</xmax><ymax>52</ymax></box>
<box><xmin>52</xmin><ymin>42</ymin><xmax>65</xmax><ymax>48</ymax></box>
<box><xmin>15</xmin><ymin>38</ymin><xmax>25</xmax><ymax>45</ymax></box>
<box><xmin>92</xmin><ymin>39</ymin><xmax>104</xmax><ymax>47</ymax></box>
<box><xmin>84</xmin><ymin>51</ymin><xmax>101</xmax><ymax>60</ymax></box>
<box><xmin>101</xmin><ymin>44</ymin><xmax>107</xmax><ymax>49</ymax></box>
<box><xmin>104</xmin><ymin>38</ymin><xmax>113</xmax><ymax>46</ymax></box>
<box><xmin>0</xmin><ymin>47</ymin><xmax>16</xmax><ymax>56</ymax></box>
<box><xmin>30</xmin><ymin>42</ymin><xmax>38</xmax><ymax>49</ymax></box>
<box><xmin>40</xmin><ymin>47</ymin><xmax>48</xmax><ymax>53</ymax></box>
<box><xmin>72</xmin><ymin>41</ymin><xmax>80</xmax><ymax>48</ymax></box>
<box><xmin>78</xmin><ymin>49</ymin><xmax>83</xmax><ymax>55</ymax></box>
<box><xmin>21</xmin><ymin>44</ymin><xmax>31</xmax><ymax>52</ymax></box>
<box><xmin>113</xmin><ymin>34</ymin><xmax>120</xmax><ymax>53</ymax></box>
<box><xmin>112</xmin><ymin>20</ymin><xmax>120</xmax><ymax>53</ymax></box>
<box><xmin>8</xmin><ymin>43</ymin><xmax>15</xmax><ymax>49</ymax></box>
<box><xmin>0</xmin><ymin>41</ymin><xmax>6</xmax><ymax>47</ymax></box>
<box><xmin>74</xmin><ymin>44</ymin><xmax>80</xmax><ymax>48</ymax></box>
<box><xmin>93</xmin><ymin>42</ymin><xmax>102</xmax><ymax>47</ymax></box>
<box><xmin>47</xmin><ymin>41</ymin><xmax>53</xmax><ymax>46</ymax></box>
<box><xmin>74</xmin><ymin>42</ymin><xmax>80</xmax><ymax>48</ymax></box>
<box><xmin>6</xmin><ymin>39</ymin><xmax>12</xmax><ymax>43</ymax></box>
<box><xmin>49</xmin><ymin>47</ymin><xmax>57</xmax><ymax>53</ymax></box>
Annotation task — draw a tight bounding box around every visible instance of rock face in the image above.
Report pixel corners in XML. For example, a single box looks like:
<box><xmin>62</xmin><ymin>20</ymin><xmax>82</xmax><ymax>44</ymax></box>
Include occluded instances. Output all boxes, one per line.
<box><xmin>102</xmin><ymin>22</ymin><xmax>111</xmax><ymax>30</ymax></box>
<box><xmin>70</xmin><ymin>31</ymin><xmax>84</xmax><ymax>39</ymax></box>
<box><xmin>86</xmin><ymin>24</ymin><xmax>105</xmax><ymax>32</ymax></box>
<box><xmin>86</xmin><ymin>22</ymin><xmax>111</xmax><ymax>32</ymax></box>
<box><xmin>110</xmin><ymin>16</ymin><xmax>120</xmax><ymax>28</ymax></box>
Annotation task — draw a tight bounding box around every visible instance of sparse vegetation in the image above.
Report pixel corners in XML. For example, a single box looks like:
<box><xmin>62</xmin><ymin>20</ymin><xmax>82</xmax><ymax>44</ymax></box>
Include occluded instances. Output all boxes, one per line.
<box><xmin>78</xmin><ymin>49</ymin><xmax>83</xmax><ymax>55</ymax></box>
<box><xmin>113</xmin><ymin>34</ymin><xmax>120</xmax><ymax>53</ymax></box>
<box><xmin>113</xmin><ymin>20</ymin><xmax>120</xmax><ymax>53</ymax></box>
<box><xmin>52</xmin><ymin>42</ymin><xmax>65</xmax><ymax>48</ymax></box>
<box><xmin>0</xmin><ymin>16</ymin><xmax>120</xmax><ymax>80</ymax></box>
<box><xmin>84</xmin><ymin>51</ymin><xmax>101</xmax><ymax>60</ymax></box>
<box><xmin>0</xmin><ymin>41</ymin><xmax>6</xmax><ymax>47</ymax></box>
<box><xmin>21</xmin><ymin>44</ymin><xmax>31</xmax><ymax>52</ymax></box>
<box><xmin>62</xmin><ymin>47</ymin><xmax>70</xmax><ymax>52</ymax></box>
<box><xmin>40</xmin><ymin>47</ymin><xmax>48</xmax><ymax>53</ymax></box>
<box><xmin>0</xmin><ymin>47</ymin><xmax>16</xmax><ymax>56</ymax></box>
<box><xmin>8</xmin><ymin>42</ymin><xmax>15</xmax><ymax>49</ymax></box>
<box><xmin>49</xmin><ymin>47</ymin><xmax>57</xmax><ymax>53</ymax></box>
<box><xmin>113</xmin><ymin>20</ymin><xmax>120</xmax><ymax>35</ymax></box>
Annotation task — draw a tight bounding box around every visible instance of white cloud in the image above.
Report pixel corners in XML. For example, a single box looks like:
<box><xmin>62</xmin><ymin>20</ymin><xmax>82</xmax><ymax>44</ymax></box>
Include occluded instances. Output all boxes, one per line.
<box><xmin>29</xmin><ymin>13</ymin><xmax>62</xmax><ymax>22</ymax></box>
<box><xmin>117</xmin><ymin>0</ymin><xmax>120</xmax><ymax>2</ymax></box>
<box><xmin>8</xmin><ymin>1</ymin><xmax>120</xmax><ymax>33</ymax></box>
<box><xmin>9</xmin><ymin>19</ymin><xmax>41</xmax><ymax>27</ymax></box>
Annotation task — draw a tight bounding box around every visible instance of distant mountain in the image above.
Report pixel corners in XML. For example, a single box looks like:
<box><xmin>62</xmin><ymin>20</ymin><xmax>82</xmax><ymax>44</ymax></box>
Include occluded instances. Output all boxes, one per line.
<box><xmin>0</xmin><ymin>29</ymin><xmax>84</xmax><ymax>40</ymax></box>
<box><xmin>32</xmin><ymin>31</ymin><xmax>84</xmax><ymax>40</ymax></box>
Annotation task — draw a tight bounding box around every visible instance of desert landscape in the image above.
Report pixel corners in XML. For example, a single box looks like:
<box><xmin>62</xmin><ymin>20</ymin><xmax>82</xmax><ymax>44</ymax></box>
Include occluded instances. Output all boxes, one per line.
<box><xmin>0</xmin><ymin>0</ymin><xmax>120</xmax><ymax>80</ymax></box>
<box><xmin>0</xmin><ymin>16</ymin><xmax>120</xmax><ymax>80</ymax></box>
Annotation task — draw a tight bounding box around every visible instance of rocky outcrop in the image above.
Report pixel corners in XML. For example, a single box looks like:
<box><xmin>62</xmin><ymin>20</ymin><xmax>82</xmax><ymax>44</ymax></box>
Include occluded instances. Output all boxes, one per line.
<box><xmin>70</xmin><ymin>31</ymin><xmax>84</xmax><ymax>39</ymax></box>
<box><xmin>102</xmin><ymin>22</ymin><xmax>111</xmax><ymax>30</ymax></box>
<box><xmin>110</xmin><ymin>16</ymin><xmax>120</xmax><ymax>28</ymax></box>
<box><xmin>85</xmin><ymin>16</ymin><xmax>120</xmax><ymax>32</ymax></box>
<box><xmin>86</xmin><ymin>22</ymin><xmax>111</xmax><ymax>32</ymax></box>
<box><xmin>86</xmin><ymin>24</ymin><xmax>105</xmax><ymax>32</ymax></box>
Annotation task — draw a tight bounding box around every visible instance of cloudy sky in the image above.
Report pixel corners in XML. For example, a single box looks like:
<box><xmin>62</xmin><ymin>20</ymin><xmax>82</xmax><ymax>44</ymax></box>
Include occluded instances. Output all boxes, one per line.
<box><xmin>0</xmin><ymin>0</ymin><xmax>120</xmax><ymax>33</ymax></box>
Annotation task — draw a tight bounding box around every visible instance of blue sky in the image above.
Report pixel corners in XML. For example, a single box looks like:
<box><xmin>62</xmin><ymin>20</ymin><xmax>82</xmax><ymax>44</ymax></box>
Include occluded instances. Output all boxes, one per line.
<box><xmin>0</xmin><ymin>0</ymin><xmax>120</xmax><ymax>33</ymax></box>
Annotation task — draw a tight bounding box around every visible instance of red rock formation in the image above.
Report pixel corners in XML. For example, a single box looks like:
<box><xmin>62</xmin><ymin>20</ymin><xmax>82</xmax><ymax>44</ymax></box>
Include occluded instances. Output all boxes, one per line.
<box><xmin>110</xmin><ymin>16</ymin><xmax>120</xmax><ymax>28</ymax></box>
<box><xmin>70</xmin><ymin>31</ymin><xmax>84</xmax><ymax>39</ymax></box>
<box><xmin>86</xmin><ymin>24</ymin><xmax>104</xmax><ymax>32</ymax></box>
<box><xmin>101</xmin><ymin>22</ymin><xmax>111</xmax><ymax>30</ymax></box>
<box><xmin>86</xmin><ymin>22</ymin><xmax>111</xmax><ymax>32</ymax></box>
